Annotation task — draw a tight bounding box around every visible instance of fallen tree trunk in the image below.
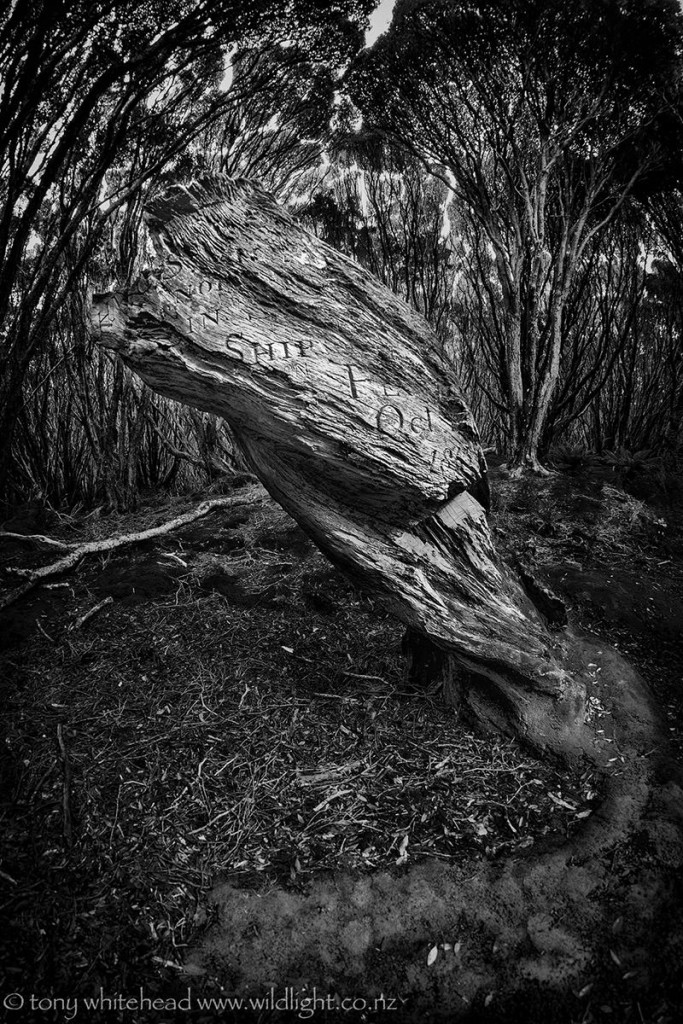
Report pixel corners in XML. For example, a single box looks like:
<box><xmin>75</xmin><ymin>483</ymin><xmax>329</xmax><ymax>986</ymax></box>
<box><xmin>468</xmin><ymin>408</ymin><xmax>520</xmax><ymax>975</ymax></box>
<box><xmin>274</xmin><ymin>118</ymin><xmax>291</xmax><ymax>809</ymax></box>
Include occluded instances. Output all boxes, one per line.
<box><xmin>89</xmin><ymin>177</ymin><xmax>635</xmax><ymax>765</ymax></box>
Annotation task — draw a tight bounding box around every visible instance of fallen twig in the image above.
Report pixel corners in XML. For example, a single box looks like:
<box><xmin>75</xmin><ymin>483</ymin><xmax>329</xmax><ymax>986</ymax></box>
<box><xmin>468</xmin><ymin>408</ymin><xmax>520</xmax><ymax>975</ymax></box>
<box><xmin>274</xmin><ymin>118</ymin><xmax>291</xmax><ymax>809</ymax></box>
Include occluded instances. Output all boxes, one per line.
<box><xmin>56</xmin><ymin>724</ymin><xmax>73</xmax><ymax>849</ymax></box>
<box><xmin>35</xmin><ymin>620</ymin><xmax>56</xmax><ymax>643</ymax></box>
<box><xmin>72</xmin><ymin>596</ymin><xmax>114</xmax><ymax>629</ymax></box>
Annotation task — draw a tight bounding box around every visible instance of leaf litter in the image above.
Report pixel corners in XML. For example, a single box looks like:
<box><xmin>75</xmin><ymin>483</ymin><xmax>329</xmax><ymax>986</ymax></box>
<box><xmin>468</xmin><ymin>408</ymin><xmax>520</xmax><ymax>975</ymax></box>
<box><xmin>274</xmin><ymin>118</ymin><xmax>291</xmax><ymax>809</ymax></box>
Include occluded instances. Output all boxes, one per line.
<box><xmin>0</xmin><ymin>490</ymin><xmax>599</xmax><ymax>1003</ymax></box>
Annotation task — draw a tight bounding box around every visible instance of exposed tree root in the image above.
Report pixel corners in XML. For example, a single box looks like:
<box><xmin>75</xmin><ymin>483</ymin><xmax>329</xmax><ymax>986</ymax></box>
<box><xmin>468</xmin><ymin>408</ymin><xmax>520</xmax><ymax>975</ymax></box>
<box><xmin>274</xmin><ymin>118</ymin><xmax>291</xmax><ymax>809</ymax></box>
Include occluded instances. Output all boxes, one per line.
<box><xmin>0</xmin><ymin>488</ymin><xmax>263</xmax><ymax>611</ymax></box>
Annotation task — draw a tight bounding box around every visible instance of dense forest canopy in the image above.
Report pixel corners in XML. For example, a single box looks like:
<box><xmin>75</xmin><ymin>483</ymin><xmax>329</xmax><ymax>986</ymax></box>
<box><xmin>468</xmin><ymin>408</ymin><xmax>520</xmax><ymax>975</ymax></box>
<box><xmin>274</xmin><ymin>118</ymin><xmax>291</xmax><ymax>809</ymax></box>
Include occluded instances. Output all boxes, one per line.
<box><xmin>347</xmin><ymin>0</ymin><xmax>683</xmax><ymax>469</ymax></box>
<box><xmin>1</xmin><ymin>0</ymin><xmax>683</xmax><ymax>506</ymax></box>
<box><xmin>0</xmin><ymin>0</ymin><xmax>373</xmax><ymax>505</ymax></box>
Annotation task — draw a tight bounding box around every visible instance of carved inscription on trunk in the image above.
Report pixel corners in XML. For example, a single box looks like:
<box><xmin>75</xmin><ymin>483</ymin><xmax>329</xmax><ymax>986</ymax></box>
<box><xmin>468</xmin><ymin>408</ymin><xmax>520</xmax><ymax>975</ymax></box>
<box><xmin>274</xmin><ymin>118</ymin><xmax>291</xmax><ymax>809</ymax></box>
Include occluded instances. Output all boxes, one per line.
<box><xmin>92</xmin><ymin>175</ymin><xmax>589</xmax><ymax>761</ymax></box>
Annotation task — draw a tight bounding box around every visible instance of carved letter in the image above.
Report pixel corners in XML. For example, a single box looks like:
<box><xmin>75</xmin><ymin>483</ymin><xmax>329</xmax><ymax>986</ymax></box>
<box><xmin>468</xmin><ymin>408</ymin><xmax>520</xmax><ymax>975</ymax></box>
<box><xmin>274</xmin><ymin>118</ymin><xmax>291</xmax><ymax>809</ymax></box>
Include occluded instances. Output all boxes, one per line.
<box><xmin>162</xmin><ymin>257</ymin><xmax>183</xmax><ymax>281</ymax></box>
<box><xmin>161</xmin><ymin>300</ymin><xmax>180</xmax><ymax>321</ymax></box>
<box><xmin>252</xmin><ymin>342</ymin><xmax>270</xmax><ymax>364</ymax></box>
<box><xmin>202</xmin><ymin>309</ymin><xmax>220</xmax><ymax>330</ymax></box>
<box><xmin>225</xmin><ymin>335</ymin><xmax>246</xmax><ymax>361</ymax></box>
<box><xmin>268</xmin><ymin>341</ymin><xmax>291</xmax><ymax>360</ymax></box>
<box><xmin>441</xmin><ymin>448</ymin><xmax>455</xmax><ymax>473</ymax></box>
<box><xmin>409</xmin><ymin>409</ymin><xmax>433</xmax><ymax>435</ymax></box>
<box><xmin>346</xmin><ymin>365</ymin><xmax>372</xmax><ymax>400</ymax></box>
<box><xmin>376</xmin><ymin>404</ymin><xmax>404</xmax><ymax>434</ymax></box>
<box><xmin>96</xmin><ymin>306</ymin><xmax>113</xmax><ymax>329</ymax></box>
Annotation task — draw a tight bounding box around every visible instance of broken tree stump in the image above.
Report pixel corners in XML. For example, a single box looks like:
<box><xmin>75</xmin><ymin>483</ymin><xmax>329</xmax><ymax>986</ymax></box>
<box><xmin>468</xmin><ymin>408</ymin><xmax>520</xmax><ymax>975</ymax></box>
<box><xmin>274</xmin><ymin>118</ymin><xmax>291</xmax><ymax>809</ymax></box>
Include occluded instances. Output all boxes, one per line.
<box><xmin>90</xmin><ymin>175</ymin><xmax>683</xmax><ymax>1019</ymax></box>
<box><xmin>90</xmin><ymin>176</ymin><xmax>637</xmax><ymax>765</ymax></box>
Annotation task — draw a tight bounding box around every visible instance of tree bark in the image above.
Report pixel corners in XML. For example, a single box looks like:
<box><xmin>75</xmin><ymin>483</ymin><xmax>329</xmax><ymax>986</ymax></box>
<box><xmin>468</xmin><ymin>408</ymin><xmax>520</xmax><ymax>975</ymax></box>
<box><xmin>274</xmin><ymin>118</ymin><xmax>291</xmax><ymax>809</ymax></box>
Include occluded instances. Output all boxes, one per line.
<box><xmin>88</xmin><ymin>177</ymin><xmax>621</xmax><ymax>764</ymax></box>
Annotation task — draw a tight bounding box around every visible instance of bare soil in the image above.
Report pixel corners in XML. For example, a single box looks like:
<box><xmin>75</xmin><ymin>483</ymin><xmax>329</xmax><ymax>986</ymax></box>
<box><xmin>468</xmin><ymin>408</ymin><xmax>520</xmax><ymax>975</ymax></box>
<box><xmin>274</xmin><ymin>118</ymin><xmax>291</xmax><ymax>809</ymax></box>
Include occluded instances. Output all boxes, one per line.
<box><xmin>0</xmin><ymin>469</ymin><xmax>682</xmax><ymax>1023</ymax></box>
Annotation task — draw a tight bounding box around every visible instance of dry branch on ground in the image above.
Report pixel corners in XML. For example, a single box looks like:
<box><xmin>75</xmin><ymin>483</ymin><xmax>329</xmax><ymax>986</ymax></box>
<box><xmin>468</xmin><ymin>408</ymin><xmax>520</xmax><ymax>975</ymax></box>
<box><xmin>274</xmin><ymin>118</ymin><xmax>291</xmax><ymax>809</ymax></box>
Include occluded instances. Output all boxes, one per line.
<box><xmin>0</xmin><ymin>489</ymin><xmax>263</xmax><ymax>610</ymax></box>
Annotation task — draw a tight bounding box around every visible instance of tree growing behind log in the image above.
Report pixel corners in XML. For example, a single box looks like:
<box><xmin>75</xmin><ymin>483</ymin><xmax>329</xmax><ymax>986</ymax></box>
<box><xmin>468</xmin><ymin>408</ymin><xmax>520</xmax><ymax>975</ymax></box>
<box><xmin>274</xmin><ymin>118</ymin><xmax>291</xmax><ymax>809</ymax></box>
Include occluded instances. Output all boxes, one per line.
<box><xmin>92</xmin><ymin>175</ymin><xmax>602</xmax><ymax>763</ymax></box>
<box><xmin>347</xmin><ymin>0</ymin><xmax>683</xmax><ymax>471</ymax></box>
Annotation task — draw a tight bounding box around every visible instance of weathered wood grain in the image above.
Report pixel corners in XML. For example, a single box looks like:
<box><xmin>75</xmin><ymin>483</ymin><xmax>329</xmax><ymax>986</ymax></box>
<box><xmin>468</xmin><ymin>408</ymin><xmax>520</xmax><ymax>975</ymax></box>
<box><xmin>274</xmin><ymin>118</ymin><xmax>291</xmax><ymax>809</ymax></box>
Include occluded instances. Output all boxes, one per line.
<box><xmin>92</xmin><ymin>175</ymin><xmax>590</xmax><ymax>760</ymax></box>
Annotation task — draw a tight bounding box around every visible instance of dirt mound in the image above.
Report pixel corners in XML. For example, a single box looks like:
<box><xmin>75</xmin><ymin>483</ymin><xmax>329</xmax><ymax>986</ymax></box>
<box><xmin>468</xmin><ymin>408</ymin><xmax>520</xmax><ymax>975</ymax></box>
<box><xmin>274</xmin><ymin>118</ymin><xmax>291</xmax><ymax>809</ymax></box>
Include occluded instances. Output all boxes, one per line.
<box><xmin>94</xmin><ymin>559</ymin><xmax>185</xmax><ymax>604</ymax></box>
<box><xmin>543</xmin><ymin>564</ymin><xmax>683</xmax><ymax>641</ymax></box>
<box><xmin>183</xmin><ymin>637</ymin><xmax>683</xmax><ymax>1022</ymax></box>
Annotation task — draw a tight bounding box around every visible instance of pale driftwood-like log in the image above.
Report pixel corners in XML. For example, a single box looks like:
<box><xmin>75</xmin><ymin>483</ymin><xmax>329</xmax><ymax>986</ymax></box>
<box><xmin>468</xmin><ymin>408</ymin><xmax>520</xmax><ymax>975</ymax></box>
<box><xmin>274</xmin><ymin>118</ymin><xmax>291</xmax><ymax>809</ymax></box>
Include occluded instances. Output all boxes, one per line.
<box><xmin>90</xmin><ymin>176</ymin><xmax>595</xmax><ymax>762</ymax></box>
<box><xmin>0</xmin><ymin>491</ymin><xmax>261</xmax><ymax>611</ymax></box>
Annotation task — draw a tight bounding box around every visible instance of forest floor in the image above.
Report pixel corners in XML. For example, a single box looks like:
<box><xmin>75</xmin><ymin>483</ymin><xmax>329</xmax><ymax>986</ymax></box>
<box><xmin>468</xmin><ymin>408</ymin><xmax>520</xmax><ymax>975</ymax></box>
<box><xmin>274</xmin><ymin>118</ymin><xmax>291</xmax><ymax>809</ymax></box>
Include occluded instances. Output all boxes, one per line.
<box><xmin>0</xmin><ymin>465</ymin><xmax>682</xmax><ymax>1023</ymax></box>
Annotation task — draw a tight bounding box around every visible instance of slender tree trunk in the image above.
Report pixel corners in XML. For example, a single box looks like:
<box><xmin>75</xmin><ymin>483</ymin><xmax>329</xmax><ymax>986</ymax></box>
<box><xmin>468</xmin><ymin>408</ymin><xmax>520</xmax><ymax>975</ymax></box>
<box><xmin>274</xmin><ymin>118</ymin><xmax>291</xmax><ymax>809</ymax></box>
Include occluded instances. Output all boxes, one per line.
<box><xmin>0</xmin><ymin>356</ymin><xmax>31</xmax><ymax>501</ymax></box>
<box><xmin>506</xmin><ymin>298</ymin><xmax>565</xmax><ymax>474</ymax></box>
